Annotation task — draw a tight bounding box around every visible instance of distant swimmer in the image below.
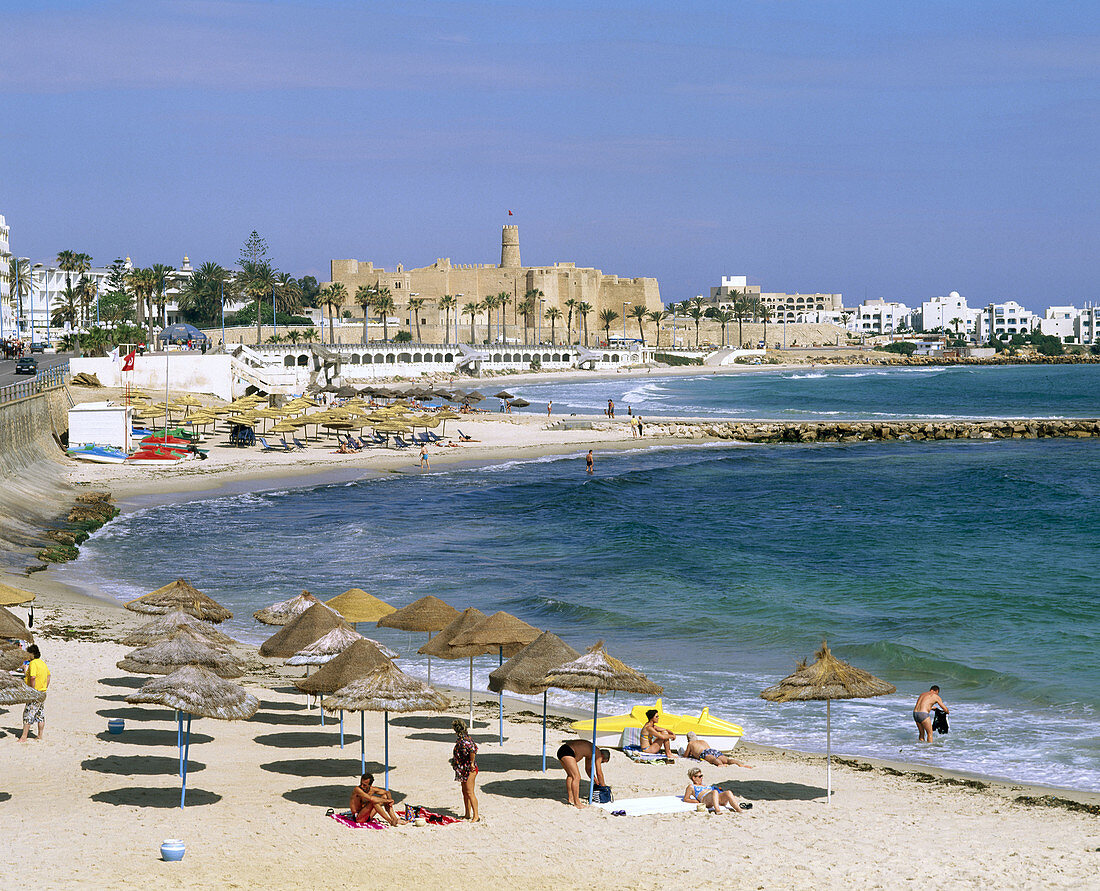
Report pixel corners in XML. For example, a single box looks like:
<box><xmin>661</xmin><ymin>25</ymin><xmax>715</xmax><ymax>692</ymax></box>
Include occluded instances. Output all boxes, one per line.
<box><xmin>585</xmin><ymin>450</ymin><xmax>593</xmax><ymax>474</ymax></box>
<box><xmin>913</xmin><ymin>685</ymin><xmax>948</xmax><ymax>742</ymax></box>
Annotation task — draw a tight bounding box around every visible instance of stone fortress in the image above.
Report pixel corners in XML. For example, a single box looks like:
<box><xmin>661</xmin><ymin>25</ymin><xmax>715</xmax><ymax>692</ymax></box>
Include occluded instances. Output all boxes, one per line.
<box><xmin>328</xmin><ymin>226</ymin><xmax>662</xmax><ymax>341</ymax></box>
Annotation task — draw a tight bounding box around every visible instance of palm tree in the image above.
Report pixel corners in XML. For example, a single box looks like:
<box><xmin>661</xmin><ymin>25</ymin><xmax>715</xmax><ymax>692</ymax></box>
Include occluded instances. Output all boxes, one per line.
<box><xmin>239</xmin><ymin>260</ymin><xmax>277</xmax><ymax>344</ymax></box>
<box><xmin>462</xmin><ymin>301</ymin><xmax>480</xmax><ymax>344</ymax></box>
<box><xmin>517</xmin><ymin>294</ymin><xmax>536</xmax><ymax>344</ymax></box>
<box><xmin>438</xmin><ymin>294</ymin><xmax>457</xmax><ymax>345</ymax></box>
<box><xmin>711</xmin><ymin>309</ymin><xmax>734</xmax><ymax>346</ymax></box>
<box><xmin>275</xmin><ymin>272</ymin><xmax>302</xmax><ymax>316</ymax></box>
<box><xmin>545</xmin><ymin>306</ymin><xmax>562</xmax><ymax>344</ymax></box>
<box><xmin>628</xmin><ymin>304</ymin><xmax>649</xmax><ymax>345</ymax></box>
<box><xmin>149</xmin><ymin>263</ymin><xmax>175</xmax><ymax>331</ymax></box>
<box><xmin>523</xmin><ymin>288</ymin><xmax>544</xmax><ymax>342</ymax></box>
<box><xmin>302</xmin><ymin>326</ymin><xmax>320</xmax><ymax>343</ymax></box>
<box><xmin>317</xmin><ymin>287</ymin><xmax>337</xmax><ymax>345</ymax></box>
<box><xmin>950</xmin><ymin>317</ymin><xmax>964</xmax><ymax>340</ymax></box>
<box><xmin>577</xmin><ymin>301</ymin><xmax>593</xmax><ymax>346</ymax></box>
<box><xmin>759</xmin><ymin>304</ymin><xmax>772</xmax><ymax>348</ymax></box>
<box><xmin>732</xmin><ymin>295</ymin><xmax>751</xmax><ymax>347</ymax></box>
<box><xmin>598</xmin><ymin>308</ymin><xmax>620</xmax><ymax>344</ymax></box>
<box><xmin>407</xmin><ymin>296</ymin><xmax>426</xmax><ymax>342</ymax></box>
<box><xmin>370</xmin><ymin>287</ymin><xmax>395</xmax><ymax>341</ymax></box>
<box><xmin>73</xmin><ymin>253</ymin><xmax>92</xmax><ymax>326</ymax></box>
<box><xmin>564</xmin><ymin>297</ymin><xmax>578</xmax><ymax>345</ymax></box>
<box><xmin>686</xmin><ymin>304</ymin><xmax>705</xmax><ymax>348</ymax></box>
<box><xmin>354</xmin><ymin>284</ymin><xmax>376</xmax><ymax>342</ymax></box>
<box><xmin>177</xmin><ymin>262</ymin><xmax>230</xmax><ymax>326</ymax></box>
<box><xmin>287</xmin><ymin>329</ymin><xmax>301</xmax><ymax>345</ymax></box>
<box><xmin>52</xmin><ymin>284</ymin><xmax>79</xmax><ymax>331</ymax></box>
<box><xmin>482</xmin><ymin>294</ymin><xmax>501</xmax><ymax>343</ymax></box>
<box><xmin>126</xmin><ymin>267</ymin><xmax>157</xmax><ymax>346</ymax></box>
<box><xmin>497</xmin><ymin>292</ymin><xmax>512</xmax><ymax>343</ymax></box>
<box><xmin>647</xmin><ymin>309</ymin><xmax>670</xmax><ymax>348</ymax></box>
<box><xmin>77</xmin><ymin>276</ymin><xmax>98</xmax><ymax>344</ymax></box>
<box><xmin>326</xmin><ymin>282</ymin><xmax>348</xmax><ymax>345</ymax></box>
<box><xmin>8</xmin><ymin>257</ymin><xmax>31</xmax><ymax>331</ymax></box>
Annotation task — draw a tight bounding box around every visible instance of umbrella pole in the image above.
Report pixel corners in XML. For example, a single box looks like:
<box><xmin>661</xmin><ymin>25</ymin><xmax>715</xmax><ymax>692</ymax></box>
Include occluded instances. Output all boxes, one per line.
<box><xmin>340</xmin><ymin>711</ymin><xmax>344</xmax><ymax>749</ymax></box>
<box><xmin>177</xmin><ymin>710</ymin><xmax>182</xmax><ymax>777</ymax></box>
<box><xmin>426</xmin><ymin>633</ymin><xmax>431</xmax><ymax>684</ymax></box>
<box><xmin>360</xmin><ymin>711</ymin><xmax>366</xmax><ymax>776</ymax></box>
<box><xmin>180</xmin><ymin>713</ymin><xmax>192</xmax><ymax>809</ymax></box>
<box><xmin>468</xmin><ymin>656</ymin><xmax>474</xmax><ymax>729</ymax></box>
<box><xmin>827</xmin><ymin>699</ymin><xmax>832</xmax><ymax>804</ymax></box>
<box><xmin>541</xmin><ymin>690</ymin><xmax>547</xmax><ymax>773</ymax></box>
<box><xmin>498</xmin><ymin>645</ymin><xmax>504</xmax><ymax>746</ymax></box>
<box><xmin>588</xmin><ymin>688</ymin><xmax>599</xmax><ymax>805</ymax></box>
<box><xmin>384</xmin><ymin>710</ymin><xmax>390</xmax><ymax>791</ymax></box>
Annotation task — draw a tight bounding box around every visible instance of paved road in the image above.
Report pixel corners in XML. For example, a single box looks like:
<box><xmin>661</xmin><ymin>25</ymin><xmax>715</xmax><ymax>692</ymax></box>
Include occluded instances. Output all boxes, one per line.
<box><xmin>0</xmin><ymin>351</ymin><xmax>74</xmax><ymax>387</ymax></box>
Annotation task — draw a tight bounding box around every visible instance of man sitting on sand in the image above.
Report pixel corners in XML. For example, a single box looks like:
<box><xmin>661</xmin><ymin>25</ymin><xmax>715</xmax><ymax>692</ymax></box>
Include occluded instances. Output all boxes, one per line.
<box><xmin>914</xmin><ymin>685</ymin><xmax>949</xmax><ymax>743</ymax></box>
<box><xmin>681</xmin><ymin>732</ymin><xmax>752</xmax><ymax>768</ymax></box>
<box><xmin>350</xmin><ymin>773</ymin><xmax>405</xmax><ymax>825</ymax></box>
<box><xmin>556</xmin><ymin>739</ymin><xmax>610</xmax><ymax>809</ymax></box>
<box><xmin>640</xmin><ymin>709</ymin><xmax>676</xmax><ymax>759</ymax></box>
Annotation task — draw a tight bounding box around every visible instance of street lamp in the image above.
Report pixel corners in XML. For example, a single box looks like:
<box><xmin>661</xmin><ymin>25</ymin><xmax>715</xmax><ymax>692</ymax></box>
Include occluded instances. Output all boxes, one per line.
<box><xmin>538</xmin><ymin>299</ymin><xmax>544</xmax><ymax>344</ymax></box>
<box><xmin>455</xmin><ymin>293</ymin><xmax>463</xmax><ymax>345</ymax></box>
<box><xmin>622</xmin><ymin>301</ymin><xmax>630</xmax><ymax>341</ymax></box>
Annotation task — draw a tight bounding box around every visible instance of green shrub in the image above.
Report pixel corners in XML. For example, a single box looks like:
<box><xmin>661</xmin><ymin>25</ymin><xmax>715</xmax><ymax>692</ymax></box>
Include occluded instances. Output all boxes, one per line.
<box><xmin>875</xmin><ymin>341</ymin><xmax>916</xmax><ymax>356</ymax></box>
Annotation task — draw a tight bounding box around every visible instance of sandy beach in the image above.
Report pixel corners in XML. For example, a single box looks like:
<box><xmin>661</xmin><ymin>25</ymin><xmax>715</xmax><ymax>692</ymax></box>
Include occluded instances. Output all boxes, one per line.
<box><xmin>0</xmin><ymin>396</ymin><xmax>1097</xmax><ymax>890</ymax></box>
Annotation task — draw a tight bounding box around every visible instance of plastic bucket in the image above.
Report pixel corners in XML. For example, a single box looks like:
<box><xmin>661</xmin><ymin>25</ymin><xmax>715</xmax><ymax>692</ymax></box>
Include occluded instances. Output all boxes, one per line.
<box><xmin>107</xmin><ymin>718</ymin><xmax>125</xmax><ymax>735</ymax></box>
<box><xmin>160</xmin><ymin>839</ymin><xmax>186</xmax><ymax>862</ymax></box>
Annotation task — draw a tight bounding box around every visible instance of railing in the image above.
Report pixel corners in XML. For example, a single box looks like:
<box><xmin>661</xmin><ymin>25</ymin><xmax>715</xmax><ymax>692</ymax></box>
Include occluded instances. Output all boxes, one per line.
<box><xmin>0</xmin><ymin>363</ymin><xmax>69</xmax><ymax>407</ymax></box>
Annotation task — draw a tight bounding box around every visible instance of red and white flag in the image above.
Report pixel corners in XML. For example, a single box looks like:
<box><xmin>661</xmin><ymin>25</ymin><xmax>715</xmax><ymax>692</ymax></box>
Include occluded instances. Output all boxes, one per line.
<box><xmin>122</xmin><ymin>350</ymin><xmax>136</xmax><ymax>372</ymax></box>
<box><xmin>507</xmin><ymin>210</ymin><xmax>513</xmax><ymax>216</ymax></box>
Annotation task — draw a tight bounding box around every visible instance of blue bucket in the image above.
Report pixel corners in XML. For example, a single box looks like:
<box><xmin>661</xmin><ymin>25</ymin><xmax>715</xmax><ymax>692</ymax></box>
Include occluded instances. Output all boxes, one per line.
<box><xmin>160</xmin><ymin>839</ymin><xmax>185</xmax><ymax>862</ymax></box>
<box><xmin>107</xmin><ymin>718</ymin><xmax>125</xmax><ymax>735</ymax></box>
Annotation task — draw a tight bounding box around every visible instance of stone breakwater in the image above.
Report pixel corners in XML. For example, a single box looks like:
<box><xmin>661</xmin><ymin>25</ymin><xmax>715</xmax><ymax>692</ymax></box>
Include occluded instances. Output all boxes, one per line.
<box><xmin>644</xmin><ymin>418</ymin><xmax>1100</xmax><ymax>443</ymax></box>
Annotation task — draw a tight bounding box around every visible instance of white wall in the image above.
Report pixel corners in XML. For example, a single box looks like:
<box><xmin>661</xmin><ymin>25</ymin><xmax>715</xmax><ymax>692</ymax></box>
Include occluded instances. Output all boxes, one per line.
<box><xmin>70</xmin><ymin>353</ymin><xmax>234</xmax><ymax>400</ymax></box>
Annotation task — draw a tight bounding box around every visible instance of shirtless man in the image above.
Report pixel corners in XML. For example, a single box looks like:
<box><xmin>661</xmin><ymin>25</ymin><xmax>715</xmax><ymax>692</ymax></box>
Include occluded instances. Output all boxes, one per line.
<box><xmin>556</xmin><ymin>739</ymin><xmax>610</xmax><ymax>809</ymax></box>
<box><xmin>913</xmin><ymin>685</ymin><xmax>949</xmax><ymax>742</ymax></box>
<box><xmin>681</xmin><ymin>732</ymin><xmax>752</xmax><ymax>768</ymax></box>
<box><xmin>350</xmin><ymin>773</ymin><xmax>405</xmax><ymax>825</ymax></box>
<box><xmin>640</xmin><ymin>709</ymin><xmax>676</xmax><ymax>759</ymax></box>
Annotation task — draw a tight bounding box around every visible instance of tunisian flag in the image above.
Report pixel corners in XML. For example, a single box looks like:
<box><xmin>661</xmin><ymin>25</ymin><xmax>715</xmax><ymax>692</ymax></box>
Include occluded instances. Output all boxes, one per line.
<box><xmin>122</xmin><ymin>350</ymin><xmax>137</xmax><ymax>372</ymax></box>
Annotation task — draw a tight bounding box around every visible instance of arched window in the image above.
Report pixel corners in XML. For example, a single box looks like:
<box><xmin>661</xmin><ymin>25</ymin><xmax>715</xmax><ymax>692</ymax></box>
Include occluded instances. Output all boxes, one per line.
<box><xmin>283</xmin><ymin>356</ymin><xmax>295</xmax><ymax>367</ymax></box>
<box><xmin>386</xmin><ymin>354</ymin><xmax>396</xmax><ymax>364</ymax></box>
<box><xmin>297</xmin><ymin>355</ymin><xmax>309</xmax><ymax>367</ymax></box>
<box><xmin>398</xmin><ymin>352</ymin><xmax>412</xmax><ymax>362</ymax></box>
<box><xmin>374</xmin><ymin>353</ymin><xmax>385</xmax><ymax>363</ymax></box>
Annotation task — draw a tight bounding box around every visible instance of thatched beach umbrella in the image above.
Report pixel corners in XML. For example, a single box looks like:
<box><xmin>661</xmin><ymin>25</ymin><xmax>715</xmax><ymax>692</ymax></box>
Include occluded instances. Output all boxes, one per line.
<box><xmin>253</xmin><ymin>590</ymin><xmax>334</xmax><ymax>626</ymax></box>
<box><xmin>127</xmin><ymin>665</ymin><xmax>259</xmax><ymax>807</ymax></box>
<box><xmin>0</xmin><ymin>606</ymin><xmax>33</xmax><ymax>643</ymax></box>
<box><xmin>323</xmin><ymin>661</ymin><xmax>450</xmax><ymax>788</ymax></box>
<box><xmin>286</xmin><ymin>626</ymin><xmax>398</xmax><ymax>666</ymax></box>
<box><xmin>377</xmin><ymin>595</ymin><xmax>461</xmax><ymax>683</ymax></box>
<box><xmin>489</xmin><ymin>632</ymin><xmax>581</xmax><ymax>770</ymax></box>
<box><xmin>1</xmin><ymin>642</ymin><xmax>29</xmax><ymax>671</ymax></box>
<box><xmin>259</xmin><ymin>602</ymin><xmax>349</xmax><ymax>659</ymax></box>
<box><xmin>124</xmin><ymin>579</ymin><xmax>232</xmax><ymax>623</ymax></box>
<box><xmin>325</xmin><ymin>588</ymin><xmax>396</xmax><ymax>629</ymax></box>
<box><xmin>760</xmin><ymin>641</ymin><xmax>896</xmax><ymax>802</ymax></box>
<box><xmin>121</xmin><ymin>610</ymin><xmax>238</xmax><ymax>648</ymax></box>
<box><xmin>452</xmin><ymin>611</ymin><xmax>541</xmax><ymax>745</ymax></box>
<box><xmin>117</xmin><ymin>629</ymin><xmax>245</xmax><ymax>679</ymax></box>
<box><xmin>508</xmin><ymin>397</ymin><xmax>530</xmax><ymax>408</ymax></box>
<box><xmin>0</xmin><ymin>581</ymin><xmax>35</xmax><ymax>607</ymax></box>
<box><xmin>0</xmin><ymin>669</ymin><xmax>44</xmax><ymax>705</ymax></box>
<box><xmin>419</xmin><ymin>608</ymin><xmax>492</xmax><ymax>728</ymax></box>
<box><xmin>542</xmin><ymin>641</ymin><xmax>663</xmax><ymax>804</ymax></box>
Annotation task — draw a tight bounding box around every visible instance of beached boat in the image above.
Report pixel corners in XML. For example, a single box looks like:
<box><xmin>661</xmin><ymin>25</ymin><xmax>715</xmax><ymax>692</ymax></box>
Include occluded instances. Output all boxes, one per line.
<box><xmin>67</xmin><ymin>444</ymin><xmax>130</xmax><ymax>464</ymax></box>
<box><xmin>570</xmin><ymin>699</ymin><xmax>744</xmax><ymax>749</ymax></box>
<box><xmin>127</xmin><ymin>445</ymin><xmax>191</xmax><ymax>462</ymax></box>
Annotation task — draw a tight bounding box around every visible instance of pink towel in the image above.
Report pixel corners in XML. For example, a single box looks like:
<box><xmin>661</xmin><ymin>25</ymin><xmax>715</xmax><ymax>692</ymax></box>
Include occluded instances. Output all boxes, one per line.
<box><xmin>330</xmin><ymin>812</ymin><xmax>385</xmax><ymax>829</ymax></box>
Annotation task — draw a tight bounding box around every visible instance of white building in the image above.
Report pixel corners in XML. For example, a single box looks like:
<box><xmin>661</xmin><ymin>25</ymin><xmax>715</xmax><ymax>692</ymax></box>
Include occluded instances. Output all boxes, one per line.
<box><xmin>0</xmin><ymin>213</ymin><xmax>10</xmax><ymax>334</ymax></box>
<box><xmin>851</xmin><ymin>298</ymin><xmax>912</xmax><ymax>335</ymax></box>
<box><xmin>708</xmin><ymin>275</ymin><xmax>843</xmax><ymax>323</ymax></box>
<box><xmin>1039</xmin><ymin>306</ymin><xmax>1078</xmax><ymax>342</ymax></box>
<box><xmin>917</xmin><ymin>291</ymin><xmax>980</xmax><ymax>338</ymax></box>
<box><xmin>975</xmin><ymin>301</ymin><xmax>1037</xmax><ymax>342</ymax></box>
<box><xmin>1076</xmin><ymin>304</ymin><xmax>1099</xmax><ymax>345</ymax></box>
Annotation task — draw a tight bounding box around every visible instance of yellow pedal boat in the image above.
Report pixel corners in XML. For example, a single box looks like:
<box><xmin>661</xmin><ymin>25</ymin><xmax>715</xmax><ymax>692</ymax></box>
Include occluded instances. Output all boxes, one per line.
<box><xmin>570</xmin><ymin>699</ymin><xmax>744</xmax><ymax>749</ymax></box>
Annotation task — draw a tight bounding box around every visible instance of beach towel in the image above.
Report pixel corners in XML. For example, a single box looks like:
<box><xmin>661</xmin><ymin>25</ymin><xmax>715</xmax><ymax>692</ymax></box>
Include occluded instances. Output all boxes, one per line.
<box><xmin>595</xmin><ymin>796</ymin><xmax>696</xmax><ymax>817</ymax></box>
<box><xmin>329</xmin><ymin>812</ymin><xmax>386</xmax><ymax>829</ymax></box>
<box><xmin>623</xmin><ymin>746</ymin><xmax>673</xmax><ymax>764</ymax></box>
<box><xmin>404</xmin><ymin>805</ymin><xmax>461</xmax><ymax>826</ymax></box>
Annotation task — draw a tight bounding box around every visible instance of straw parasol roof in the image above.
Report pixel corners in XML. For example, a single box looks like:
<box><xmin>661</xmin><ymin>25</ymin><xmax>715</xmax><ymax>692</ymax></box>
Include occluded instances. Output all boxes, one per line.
<box><xmin>294</xmin><ymin>638</ymin><xmax>396</xmax><ymax>695</ymax></box>
<box><xmin>325</xmin><ymin>588</ymin><xmax>396</xmax><ymax>624</ymax></box>
<box><xmin>376</xmin><ymin>595</ymin><xmax>460</xmax><ymax>633</ymax></box>
<box><xmin>508</xmin><ymin>398</ymin><xmax>530</xmax><ymax>408</ymax></box>
<box><xmin>541</xmin><ymin>640</ymin><xmax>663</xmax><ymax>696</ymax></box>
<box><xmin>418</xmin><ymin>608</ymin><xmax>491</xmax><ymax>660</ymax></box>
<box><xmin>488</xmin><ymin>631</ymin><xmax>581</xmax><ymax>696</ymax></box>
<box><xmin>760</xmin><ymin>642</ymin><xmax>896</xmax><ymax>702</ymax></box>
<box><xmin>451</xmin><ymin>610</ymin><xmax>541</xmax><ymax>658</ymax></box>
<box><xmin>0</xmin><ymin>670</ymin><xmax>44</xmax><ymax>705</ymax></box>
<box><xmin>126</xmin><ymin>665</ymin><xmax>259</xmax><ymax>720</ymax></box>
<box><xmin>0</xmin><ymin>643</ymin><xmax>30</xmax><ymax>671</ymax></box>
<box><xmin>117</xmin><ymin>629</ymin><xmax>245</xmax><ymax>678</ymax></box>
<box><xmin>253</xmin><ymin>590</ymin><xmax>335</xmax><ymax>626</ymax></box>
<box><xmin>259</xmin><ymin>602</ymin><xmax>349</xmax><ymax>658</ymax></box>
<box><xmin>124</xmin><ymin>579</ymin><xmax>233</xmax><ymax>623</ymax></box>
<box><xmin>120</xmin><ymin>610</ymin><xmax>238</xmax><ymax>648</ymax></box>
<box><xmin>322</xmin><ymin>661</ymin><xmax>450</xmax><ymax>715</ymax></box>
<box><xmin>493</xmin><ymin>390</ymin><xmax>514</xmax><ymax>400</ymax></box>
<box><xmin>0</xmin><ymin>606</ymin><xmax>33</xmax><ymax>642</ymax></box>
<box><xmin>0</xmin><ymin>581</ymin><xmax>35</xmax><ymax>607</ymax></box>
<box><xmin>286</xmin><ymin>625</ymin><xmax>385</xmax><ymax>666</ymax></box>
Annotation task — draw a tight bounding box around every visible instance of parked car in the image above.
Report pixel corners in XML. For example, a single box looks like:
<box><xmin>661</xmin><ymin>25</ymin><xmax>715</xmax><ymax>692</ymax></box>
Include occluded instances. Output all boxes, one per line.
<box><xmin>14</xmin><ymin>357</ymin><xmax>37</xmax><ymax>375</ymax></box>
<box><xmin>29</xmin><ymin>342</ymin><xmax>45</xmax><ymax>353</ymax></box>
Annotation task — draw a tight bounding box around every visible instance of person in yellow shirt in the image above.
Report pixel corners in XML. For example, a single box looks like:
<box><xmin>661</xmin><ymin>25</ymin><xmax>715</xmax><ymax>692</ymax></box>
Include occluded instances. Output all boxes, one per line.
<box><xmin>18</xmin><ymin>644</ymin><xmax>50</xmax><ymax>742</ymax></box>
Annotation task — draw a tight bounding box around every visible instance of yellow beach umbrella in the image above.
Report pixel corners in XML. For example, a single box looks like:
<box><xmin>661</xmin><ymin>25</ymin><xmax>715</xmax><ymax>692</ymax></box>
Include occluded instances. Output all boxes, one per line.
<box><xmin>0</xmin><ymin>581</ymin><xmax>35</xmax><ymax>607</ymax></box>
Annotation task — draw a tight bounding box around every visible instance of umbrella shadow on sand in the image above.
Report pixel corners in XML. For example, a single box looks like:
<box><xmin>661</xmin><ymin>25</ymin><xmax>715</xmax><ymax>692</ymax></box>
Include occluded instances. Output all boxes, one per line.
<box><xmin>258</xmin><ymin>695</ymin><xmax>310</xmax><ymax>710</ymax></box>
<box><xmin>261</xmin><ymin>757</ymin><xmax>378</xmax><ymax>779</ymax></box>
<box><xmin>98</xmin><ymin>675</ymin><xmax>146</xmax><ymax>688</ymax></box>
<box><xmin>92</xmin><ymin>787</ymin><xmax>221</xmax><ymax>808</ymax></box>
<box><xmin>96</xmin><ymin>706</ymin><xmax>177</xmax><ymax>721</ymax></box>
<box><xmin>0</xmin><ymin>792</ymin><xmax>9</xmax><ymax>803</ymax></box>
<box><xmin>406</xmin><ymin>730</ymin><xmax>498</xmax><ymax>745</ymax></box>
<box><xmin>715</xmin><ymin>779</ymin><xmax>825</xmax><ymax>801</ymax></box>
<box><xmin>95</xmin><ymin>728</ymin><xmax>214</xmax><ymax>746</ymax></box>
<box><xmin>283</xmin><ymin>783</ymin><xmax>406</xmax><ymax>808</ymax></box>
<box><xmin>250</xmin><ymin>711</ymin><xmax>324</xmax><ymax>726</ymax></box>
<box><xmin>82</xmin><ymin>755</ymin><xmax>206</xmax><ymax>776</ymax></box>
<box><xmin>253</xmin><ymin>730</ymin><xmax>344</xmax><ymax>749</ymax></box>
<box><xmin>472</xmin><ymin>752</ymin><xmax>546</xmax><ymax>773</ymax></box>
<box><xmin>480</xmin><ymin>777</ymin><xmax>561</xmax><ymax>800</ymax></box>
<box><xmin>388</xmin><ymin>714</ymin><xmax>462</xmax><ymax>730</ymax></box>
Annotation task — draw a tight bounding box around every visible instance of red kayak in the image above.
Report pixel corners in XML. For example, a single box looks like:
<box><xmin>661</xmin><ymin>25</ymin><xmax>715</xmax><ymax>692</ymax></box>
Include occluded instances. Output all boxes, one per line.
<box><xmin>140</xmin><ymin>434</ymin><xmax>193</xmax><ymax>446</ymax></box>
<box><xmin>128</xmin><ymin>446</ymin><xmax>187</xmax><ymax>462</ymax></box>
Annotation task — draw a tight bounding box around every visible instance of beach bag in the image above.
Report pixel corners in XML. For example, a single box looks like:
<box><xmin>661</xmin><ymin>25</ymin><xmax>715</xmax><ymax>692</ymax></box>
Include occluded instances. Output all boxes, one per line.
<box><xmin>593</xmin><ymin>784</ymin><xmax>613</xmax><ymax>804</ymax></box>
<box><xmin>932</xmin><ymin>708</ymin><xmax>949</xmax><ymax>735</ymax></box>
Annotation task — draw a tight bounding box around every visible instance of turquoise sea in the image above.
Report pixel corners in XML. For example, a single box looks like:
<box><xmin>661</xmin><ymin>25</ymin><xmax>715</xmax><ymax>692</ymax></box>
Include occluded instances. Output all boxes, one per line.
<box><xmin>71</xmin><ymin>366</ymin><xmax>1100</xmax><ymax>792</ymax></box>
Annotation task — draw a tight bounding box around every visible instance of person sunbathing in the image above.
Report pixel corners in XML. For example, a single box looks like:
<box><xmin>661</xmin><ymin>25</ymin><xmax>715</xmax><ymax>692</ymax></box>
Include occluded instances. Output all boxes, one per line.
<box><xmin>350</xmin><ymin>773</ymin><xmax>406</xmax><ymax>826</ymax></box>
<box><xmin>640</xmin><ymin>709</ymin><xmax>676</xmax><ymax>759</ymax></box>
<box><xmin>681</xmin><ymin>732</ymin><xmax>752</xmax><ymax>768</ymax></box>
<box><xmin>682</xmin><ymin>767</ymin><xmax>747</xmax><ymax>814</ymax></box>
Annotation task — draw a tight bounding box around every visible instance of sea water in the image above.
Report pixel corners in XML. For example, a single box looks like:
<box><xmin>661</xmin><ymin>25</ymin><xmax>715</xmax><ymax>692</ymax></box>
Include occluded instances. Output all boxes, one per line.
<box><xmin>74</xmin><ymin>434</ymin><xmax>1100</xmax><ymax>792</ymax></box>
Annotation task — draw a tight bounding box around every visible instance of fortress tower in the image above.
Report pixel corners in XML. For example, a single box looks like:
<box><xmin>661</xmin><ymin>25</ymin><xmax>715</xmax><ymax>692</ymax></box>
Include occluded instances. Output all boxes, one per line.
<box><xmin>500</xmin><ymin>224</ymin><xmax>520</xmax><ymax>268</ymax></box>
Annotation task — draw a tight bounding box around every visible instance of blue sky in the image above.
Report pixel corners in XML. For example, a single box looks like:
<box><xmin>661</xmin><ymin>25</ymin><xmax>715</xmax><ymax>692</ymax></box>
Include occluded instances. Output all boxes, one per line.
<box><xmin>2</xmin><ymin>1</ymin><xmax>1097</xmax><ymax>310</ymax></box>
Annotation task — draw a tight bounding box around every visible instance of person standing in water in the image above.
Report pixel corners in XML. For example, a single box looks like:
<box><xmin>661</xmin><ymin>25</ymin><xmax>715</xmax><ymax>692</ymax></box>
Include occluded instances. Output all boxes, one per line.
<box><xmin>585</xmin><ymin>450</ymin><xmax>594</xmax><ymax>474</ymax></box>
<box><xmin>913</xmin><ymin>685</ymin><xmax>948</xmax><ymax>742</ymax></box>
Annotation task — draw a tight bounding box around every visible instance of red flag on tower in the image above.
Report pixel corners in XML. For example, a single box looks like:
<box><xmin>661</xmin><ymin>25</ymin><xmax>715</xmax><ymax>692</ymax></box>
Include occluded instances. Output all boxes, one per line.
<box><xmin>508</xmin><ymin>210</ymin><xmax>513</xmax><ymax>216</ymax></box>
<box><xmin>122</xmin><ymin>350</ymin><xmax>136</xmax><ymax>372</ymax></box>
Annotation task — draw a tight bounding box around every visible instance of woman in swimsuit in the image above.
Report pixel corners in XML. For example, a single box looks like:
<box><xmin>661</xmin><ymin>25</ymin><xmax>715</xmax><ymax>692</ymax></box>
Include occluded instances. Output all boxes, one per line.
<box><xmin>451</xmin><ymin>719</ymin><xmax>479</xmax><ymax>821</ymax></box>
<box><xmin>683</xmin><ymin>768</ymin><xmax>746</xmax><ymax>814</ymax></box>
<box><xmin>640</xmin><ymin>709</ymin><xmax>676</xmax><ymax>759</ymax></box>
<box><xmin>556</xmin><ymin>739</ymin><xmax>609</xmax><ymax>809</ymax></box>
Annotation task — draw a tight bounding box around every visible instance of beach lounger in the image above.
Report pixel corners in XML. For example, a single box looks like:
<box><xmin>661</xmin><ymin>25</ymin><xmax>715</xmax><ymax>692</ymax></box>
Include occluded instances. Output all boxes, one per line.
<box><xmin>457</xmin><ymin>429</ymin><xmax>478</xmax><ymax>442</ymax></box>
<box><xmin>424</xmin><ymin>431</ymin><xmax>444</xmax><ymax>443</ymax></box>
<box><xmin>293</xmin><ymin>436</ymin><xmax>308</xmax><ymax>450</ymax></box>
<box><xmin>392</xmin><ymin>435</ymin><xmax>413</xmax><ymax>449</ymax></box>
<box><xmin>259</xmin><ymin>435</ymin><xmax>288</xmax><ymax>452</ymax></box>
<box><xmin>279</xmin><ymin>436</ymin><xmax>297</xmax><ymax>452</ymax></box>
